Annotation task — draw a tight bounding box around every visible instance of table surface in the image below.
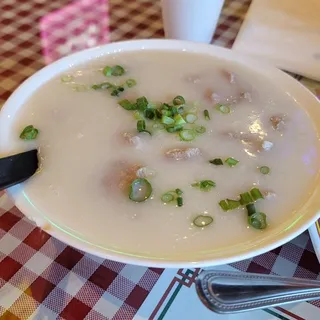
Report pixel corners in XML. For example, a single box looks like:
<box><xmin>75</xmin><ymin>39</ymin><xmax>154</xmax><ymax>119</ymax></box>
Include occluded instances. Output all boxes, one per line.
<box><xmin>0</xmin><ymin>0</ymin><xmax>320</xmax><ymax>319</ymax></box>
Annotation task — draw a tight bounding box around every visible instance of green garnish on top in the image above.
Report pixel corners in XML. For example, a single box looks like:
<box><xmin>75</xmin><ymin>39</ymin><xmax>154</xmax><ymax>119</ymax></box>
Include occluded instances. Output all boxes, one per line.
<box><xmin>126</xmin><ymin>79</ymin><xmax>136</xmax><ymax>88</ymax></box>
<box><xmin>209</xmin><ymin>158</ymin><xmax>224</xmax><ymax>165</ymax></box>
<box><xmin>20</xmin><ymin>125</ymin><xmax>39</xmax><ymax>140</ymax></box>
<box><xmin>103</xmin><ymin>65</ymin><xmax>125</xmax><ymax>77</ymax></box>
<box><xmin>215</xmin><ymin>104</ymin><xmax>230</xmax><ymax>114</ymax></box>
<box><xmin>129</xmin><ymin>178</ymin><xmax>152</xmax><ymax>202</ymax></box>
<box><xmin>193</xmin><ymin>215</ymin><xmax>213</xmax><ymax>227</ymax></box>
<box><xmin>225</xmin><ymin>157</ymin><xmax>239</xmax><ymax>167</ymax></box>
<box><xmin>192</xmin><ymin>180</ymin><xmax>216</xmax><ymax>192</ymax></box>
<box><xmin>173</xmin><ymin>95</ymin><xmax>185</xmax><ymax>106</ymax></box>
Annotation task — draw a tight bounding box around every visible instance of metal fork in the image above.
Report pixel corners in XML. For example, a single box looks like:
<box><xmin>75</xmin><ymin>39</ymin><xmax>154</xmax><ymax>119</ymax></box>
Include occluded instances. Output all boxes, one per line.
<box><xmin>196</xmin><ymin>270</ymin><xmax>320</xmax><ymax>313</ymax></box>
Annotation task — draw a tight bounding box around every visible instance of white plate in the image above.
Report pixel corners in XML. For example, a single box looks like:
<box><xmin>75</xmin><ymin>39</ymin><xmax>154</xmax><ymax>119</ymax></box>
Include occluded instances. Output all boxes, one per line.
<box><xmin>1</xmin><ymin>40</ymin><xmax>320</xmax><ymax>267</ymax></box>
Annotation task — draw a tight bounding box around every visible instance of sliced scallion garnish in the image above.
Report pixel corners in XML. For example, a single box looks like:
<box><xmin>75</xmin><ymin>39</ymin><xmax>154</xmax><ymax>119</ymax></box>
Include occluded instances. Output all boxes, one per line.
<box><xmin>110</xmin><ymin>86</ymin><xmax>124</xmax><ymax>96</ymax></box>
<box><xmin>177</xmin><ymin>196</ymin><xmax>183</xmax><ymax>207</ymax></box>
<box><xmin>20</xmin><ymin>125</ymin><xmax>39</xmax><ymax>140</ymax></box>
<box><xmin>144</xmin><ymin>108</ymin><xmax>156</xmax><ymax>120</ymax></box>
<box><xmin>204</xmin><ymin>109</ymin><xmax>210</xmax><ymax>120</ymax></box>
<box><xmin>166</xmin><ymin>125</ymin><xmax>183</xmax><ymax>133</ymax></box>
<box><xmin>225</xmin><ymin>157</ymin><xmax>239</xmax><ymax>167</ymax></box>
<box><xmin>174</xmin><ymin>114</ymin><xmax>186</xmax><ymax>126</ymax></box>
<box><xmin>61</xmin><ymin>75</ymin><xmax>74</xmax><ymax>83</ymax></box>
<box><xmin>259</xmin><ymin>166</ymin><xmax>270</xmax><ymax>175</ymax></box>
<box><xmin>219</xmin><ymin>199</ymin><xmax>241</xmax><ymax>211</ymax></box>
<box><xmin>91</xmin><ymin>82</ymin><xmax>112</xmax><ymax>90</ymax></box>
<box><xmin>216</xmin><ymin>104</ymin><xmax>230</xmax><ymax>114</ymax></box>
<box><xmin>161</xmin><ymin>192</ymin><xmax>175</xmax><ymax>203</ymax></box>
<box><xmin>193</xmin><ymin>215</ymin><xmax>213</xmax><ymax>227</ymax></box>
<box><xmin>192</xmin><ymin>180</ymin><xmax>216</xmax><ymax>192</ymax></box>
<box><xmin>246</xmin><ymin>203</ymin><xmax>256</xmax><ymax>216</ymax></box>
<box><xmin>195</xmin><ymin>126</ymin><xmax>206</xmax><ymax>134</ymax></box>
<box><xmin>239</xmin><ymin>192</ymin><xmax>254</xmax><ymax>205</ymax></box>
<box><xmin>209</xmin><ymin>158</ymin><xmax>223</xmax><ymax>165</ymax></box>
<box><xmin>248</xmin><ymin>212</ymin><xmax>267</xmax><ymax>230</ymax></box>
<box><xmin>185</xmin><ymin>113</ymin><xmax>197</xmax><ymax>124</ymax></box>
<box><xmin>126</xmin><ymin>79</ymin><xmax>136</xmax><ymax>88</ymax></box>
<box><xmin>103</xmin><ymin>65</ymin><xmax>125</xmax><ymax>77</ymax></box>
<box><xmin>137</xmin><ymin>120</ymin><xmax>151</xmax><ymax>135</ymax></box>
<box><xmin>161</xmin><ymin>115</ymin><xmax>175</xmax><ymax>125</ymax></box>
<box><xmin>173</xmin><ymin>95</ymin><xmax>185</xmax><ymax>106</ymax></box>
<box><xmin>250</xmin><ymin>187</ymin><xmax>264</xmax><ymax>201</ymax></box>
<box><xmin>136</xmin><ymin>96</ymin><xmax>149</xmax><ymax>112</ymax></box>
<box><xmin>119</xmin><ymin>99</ymin><xmax>136</xmax><ymax>110</ymax></box>
<box><xmin>175</xmin><ymin>188</ymin><xmax>183</xmax><ymax>196</ymax></box>
<box><xmin>129</xmin><ymin>178</ymin><xmax>152</xmax><ymax>202</ymax></box>
<box><xmin>179</xmin><ymin>129</ymin><xmax>195</xmax><ymax>141</ymax></box>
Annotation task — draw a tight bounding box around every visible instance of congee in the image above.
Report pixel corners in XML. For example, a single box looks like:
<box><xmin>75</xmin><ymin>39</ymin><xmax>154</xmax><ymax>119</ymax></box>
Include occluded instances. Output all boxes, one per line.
<box><xmin>12</xmin><ymin>50</ymin><xmax>320</xmax><ymax>257</ymax></box>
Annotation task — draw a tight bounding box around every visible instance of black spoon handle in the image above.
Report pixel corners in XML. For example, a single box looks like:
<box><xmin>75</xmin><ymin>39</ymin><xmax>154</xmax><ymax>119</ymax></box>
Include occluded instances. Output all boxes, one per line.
<box><xmin>0</xmin><ymin>149</ymin><xmax>39</xmax><ymax>191</ymax></box>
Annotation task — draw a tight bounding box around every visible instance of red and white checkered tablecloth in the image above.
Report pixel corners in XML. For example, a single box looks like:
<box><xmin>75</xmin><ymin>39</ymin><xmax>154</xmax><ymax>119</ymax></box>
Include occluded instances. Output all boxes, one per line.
<box><xmin>0</xmin><ymin>0</ymin><xmax>319</xmax><ymax>319</ymax></box>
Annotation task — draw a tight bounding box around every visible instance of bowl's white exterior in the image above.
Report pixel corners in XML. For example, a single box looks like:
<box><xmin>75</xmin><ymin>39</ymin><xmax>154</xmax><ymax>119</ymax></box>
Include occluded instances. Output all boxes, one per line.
<box><xmin>1</xmin><ymin>40</ymin><xmax>320</xmax><ymax>267</ymax></box>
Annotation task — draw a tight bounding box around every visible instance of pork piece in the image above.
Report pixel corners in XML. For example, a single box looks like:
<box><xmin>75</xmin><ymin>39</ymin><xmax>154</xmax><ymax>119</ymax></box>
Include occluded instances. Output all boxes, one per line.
<box><xmin>104</xmin><ymin>161</ymin><xmax>142</xmax><ymax>193</ymax></box>
<box><xmin>121</xmin><ymin>132</ymin><xmax>151</xmax><ymax>149</ymax></box>
<box><xmin>223</xmin><ymin>131</ymin><xmax>273</xmax><ymax>153</ymax></box>
<box><xmin>270</xmin><ymin>115</ymin><xmax>285</xmax><ymax>131</ymax></box>
<box><xmin>221</xmin><ymin>69</ymin><xmax>236</xmax><ymax>84</ymax></box>
<box><xmin>165</xmin><ymin>147</ymin><xmax>201</xmax><ymax>161</ymax></box>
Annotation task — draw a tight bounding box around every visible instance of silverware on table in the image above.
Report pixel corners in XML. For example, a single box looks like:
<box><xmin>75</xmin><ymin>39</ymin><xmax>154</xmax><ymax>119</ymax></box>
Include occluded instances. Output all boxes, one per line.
<box><xmin>196</xmin><ymin>270</ymin><xmax>320</xmax><ymax>313</ymax></box>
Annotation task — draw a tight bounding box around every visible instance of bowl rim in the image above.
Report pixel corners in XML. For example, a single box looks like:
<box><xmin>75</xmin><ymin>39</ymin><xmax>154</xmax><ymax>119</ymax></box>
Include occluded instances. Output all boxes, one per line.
<box><xmin>1</xmin><ymin>39</ymin><xmax>320</xmax><ymax>268</ymax></box>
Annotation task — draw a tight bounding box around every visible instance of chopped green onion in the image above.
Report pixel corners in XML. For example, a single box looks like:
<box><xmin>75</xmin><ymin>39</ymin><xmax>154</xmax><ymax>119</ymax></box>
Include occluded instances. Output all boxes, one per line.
<box><xmin>248</xmin><ymin>212</ymin><xmax>267</xmax><ymax>230</ymax></box>
<box><xmin>209</xmin><ymin>158</ymin><xmax>223</xmax><ymax>165</ymax></box>
<box><xmin>250</xmin><ymin>187</ymin><xmax>264</xmax><ymax>201</ymax></box>
<box><xmin>20</xmin><ymin>125</ymin><xmax>39</xmax><ymax>140</ymax></box>
<box><xmin>166</xmin><ymin>125</ymin><xmax>183</xmax><ymax>133</ymax></box>
<box><xmin>185</xmin><ymin>113</ymin><xmax>197</xmax><ymax>124</ymax></box>
<box><xmin>216</xmin><ymin>104</ymin><xmax>230</xmax><ymax>114</ymax></box>
<box><xmin>219</xmin><ymin>199</ymin><xmax>241</xmax><ymax>211</ymax></box>
<box><xmin>219</xmin><ymin>200</ymin><xmax>229</xmax><ymax>211</ymax></box>
<box><xmin>246</xmin><ymin>203</ymin><xmax>256</xmax><ymax>216</ymax></box>
<box><xmin>137</xmin><ymin>120</ymin><xmax>151</xmax><ymax>135</ymax></box>
<box><xmin>175</xmin><ymin>188</ymin><xmax>183</xmax><ymax>196</ymax></box>
<box><xmin>136</xmin><ymin>96</ymin><xmax>149</xmax><ymax>111</ymax></box>
<box><xmin>144</xmin><ymin>108</ymin><xmax>156</xmax><ymax>120</ymax></box>
<box><xmin>177</xmin><ymin>106</ymin><xmax>184</xmax><ymax>114</ymax></box>
<box><xmin>177</xmin><ymin>196</ymin><xmax>183</xmax><ymax>207</ymax></box>
<box><xmin>195</xmin><ymin>126</ymin><xmax>206</xmax><ymax>134</ymax></box>
<box><xmin>111</xmin><ymin>86</ymin><xmax>124</xmax><ymax>96</ymax></box>
<box><xmin>225</xmin><ymin>157</ymin><xmax>239</xmax><ymax>167</ymax></box>
<box><xmin>161</xmin><ymin>109</ymin><xmax>172</xmax><ymax>117</ymax></box>
<box><xmin>260</xmin><ymin>166</ymin><xmax>270</xmax><ymax>175</ymax></box>
<box><xmin>173</xmin><ymin>95</ymin><xmax>185</xmax><ymax>105</ymax></box>
<box><xmin>129</xmin><ymin>178</ymin><xmax>152</xmax><ymax>202</ymax></box>
<box><xmin>91</xmin><ymin>82</ymin><xmax>112</xmax><ymax>90</ymax></box>
<box><xmin>174</xmin><ymin>114</ymin><xmax>186</xmax><ymax>126</ymax></box>
<box><xmin>103</xmin><ymin>65</ymin><xmax>125</xmax><ymax>77</ymax></box>
<box><xmin>133</xmin><ymin>111</ymin><xmax>143</xmax><ymax>120</ymax></box>
<box><xmin>193</xmin><ymin>215</ymin><xmax>213</xmax><ymax>227</ymax></box>
<box><xmin>227</xmin><ymin>199</ymin><xmax>241</xmax><ymax>210</ymax></box>
<box><xmin>204</xmin><ymin>109</ymin><xmax>210</xmax><ymax>120</ymax></box>
<box><xmin>161</xmin><ymin>192</ymin><xmax>175</xmax><ymax>203</ymax></box>
<box><xmin>102</xmin><ymin>66</ymin><xmax>113</xmax><ymax>77</ymax></box>
<box><xmin>240</xmin><ymin>192</ymin><xmax>253</xmax><ymax>205</ymax></box>
<box><xmin>155</xmin><ymin>109</ymin><xmax>163</xmax><ymax>119</ymax></box>
<box><xmin>61</xmin><ymin>75</ymin><xmax>74</xmax><ymax>83</ymax></box>
<box><xmin>179</xmin><ymin>129</ymin><xmax>195</xmax><ymax>141</ymax></box>
<box><xmin>192</xmin><ymin>180</ymin><xmax>216</xmax><ymax>192</ymax></box>
<box><xmin>126</xmin><ymin>79</ymin><xmax>136</xmax><ymax>88</ymax></box>
<box><xmin>161</xmin><ymin>115</ymin><xmax>175</xmax><ymax>125</ymax></box>
<box><xmin>119</xmin><ymin>99</ymin><xmax>137</xmax><ymax>110</ymax></box>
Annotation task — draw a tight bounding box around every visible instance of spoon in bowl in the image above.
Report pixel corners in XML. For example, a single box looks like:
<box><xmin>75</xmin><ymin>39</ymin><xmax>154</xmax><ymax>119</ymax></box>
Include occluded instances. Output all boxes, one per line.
<box><xmin>196</xmin><ymin>270</ymin><xmax>320</xmax><ymax>313</ymax></box>
<box><xmin>0</xmin><ymin>149</ymin><xmax>39</xmax><ymax>190</ymax></box>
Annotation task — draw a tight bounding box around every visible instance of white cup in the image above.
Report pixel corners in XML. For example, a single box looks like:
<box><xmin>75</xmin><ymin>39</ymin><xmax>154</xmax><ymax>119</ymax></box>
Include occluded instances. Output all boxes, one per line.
<box><xmin>161</xmin><ymin>0</ymin><xmax>225</xmax><ymax>43</ymax></box>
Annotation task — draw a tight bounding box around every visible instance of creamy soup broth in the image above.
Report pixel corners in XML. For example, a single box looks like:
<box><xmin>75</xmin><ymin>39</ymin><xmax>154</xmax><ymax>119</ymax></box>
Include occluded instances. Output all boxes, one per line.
<box><xmin>12</xmin><ymin>50</ymin><xmax>320</xmax><ymax>258</ymax></box>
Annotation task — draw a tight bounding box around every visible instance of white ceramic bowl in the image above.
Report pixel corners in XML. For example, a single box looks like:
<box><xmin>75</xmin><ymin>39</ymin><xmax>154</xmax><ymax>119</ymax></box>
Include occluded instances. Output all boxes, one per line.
<box><xmin>1</xmin><ymin>40</ymin><xmax>320</xmax><ymax>267</ymax></box>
